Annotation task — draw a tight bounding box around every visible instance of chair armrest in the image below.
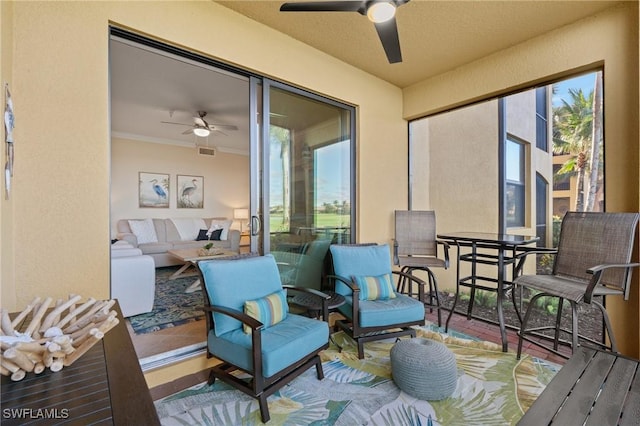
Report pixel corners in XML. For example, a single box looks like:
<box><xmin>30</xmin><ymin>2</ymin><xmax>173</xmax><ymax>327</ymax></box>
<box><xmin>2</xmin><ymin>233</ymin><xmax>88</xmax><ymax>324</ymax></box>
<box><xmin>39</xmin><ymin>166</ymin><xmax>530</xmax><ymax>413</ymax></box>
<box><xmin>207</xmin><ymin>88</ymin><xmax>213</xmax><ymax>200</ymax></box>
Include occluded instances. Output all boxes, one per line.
<box><xmin>392</xmin><ymin>239</ymin><xmax>400</xmax><ymax>265</ymax></box>
<box><xmin>203</xmin><ymin>305</ymin><xmax>264</xmax><ymax>331</ymax></box>
<box><xmin>513</xmin><ymin>247</ymin><xmax>558</xmax><ymax>277</ymax></box>
<box><xmin>436</xmin><ymin>240</ymin><xmax>451</xmax><ymax>268</ymax></box>
<box><xmin>116</xmin><ymin>232</ymin><xmax>138</xmax><ymax>247</ymax></box>
<box><xmin>584</xmin><ymin>262</ymin><xmax>640</xmax><ymax>302</ymax></box>
<box><xmin>392</xmin><ymin>270</ymin><xmax>426</xmax><ymax>301</ymax></box>
<box><xmin>327</xmin><ymin>274</ymin><xmax>359</xmax><ymax>293</ymax></box>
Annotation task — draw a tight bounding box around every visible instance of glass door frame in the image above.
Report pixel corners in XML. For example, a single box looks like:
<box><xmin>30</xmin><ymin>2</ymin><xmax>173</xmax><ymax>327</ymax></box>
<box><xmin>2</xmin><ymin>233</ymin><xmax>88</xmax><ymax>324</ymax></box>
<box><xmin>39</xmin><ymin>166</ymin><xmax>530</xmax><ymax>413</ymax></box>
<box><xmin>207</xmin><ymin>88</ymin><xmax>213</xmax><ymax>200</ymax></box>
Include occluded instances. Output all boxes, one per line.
<box><xmin>250</xmin><ymin>78</ymin><xmax>357</xmax><ymax>254</ymax></box>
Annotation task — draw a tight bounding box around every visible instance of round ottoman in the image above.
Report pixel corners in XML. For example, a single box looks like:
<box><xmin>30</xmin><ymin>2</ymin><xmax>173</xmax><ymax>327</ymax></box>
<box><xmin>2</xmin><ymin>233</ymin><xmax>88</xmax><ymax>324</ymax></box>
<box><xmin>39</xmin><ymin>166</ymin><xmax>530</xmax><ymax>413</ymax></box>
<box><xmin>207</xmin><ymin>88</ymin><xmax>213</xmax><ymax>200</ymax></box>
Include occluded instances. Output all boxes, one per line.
<box><xmin>390</xmin><ymin>338</ymin><xmax>457</xmax><ymax>400</ymax></box>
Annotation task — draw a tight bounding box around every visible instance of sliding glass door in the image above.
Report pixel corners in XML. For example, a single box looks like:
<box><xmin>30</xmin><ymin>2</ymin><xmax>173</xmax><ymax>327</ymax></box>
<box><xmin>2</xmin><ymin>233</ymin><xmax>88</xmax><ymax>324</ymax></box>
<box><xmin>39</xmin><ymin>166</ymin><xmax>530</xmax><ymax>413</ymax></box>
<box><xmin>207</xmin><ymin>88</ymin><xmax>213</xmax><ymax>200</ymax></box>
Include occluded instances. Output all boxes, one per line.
<box><xmin>252</xmin><ymin>80</ymin><xmax>355</xmax><ymax>290</ymax></box>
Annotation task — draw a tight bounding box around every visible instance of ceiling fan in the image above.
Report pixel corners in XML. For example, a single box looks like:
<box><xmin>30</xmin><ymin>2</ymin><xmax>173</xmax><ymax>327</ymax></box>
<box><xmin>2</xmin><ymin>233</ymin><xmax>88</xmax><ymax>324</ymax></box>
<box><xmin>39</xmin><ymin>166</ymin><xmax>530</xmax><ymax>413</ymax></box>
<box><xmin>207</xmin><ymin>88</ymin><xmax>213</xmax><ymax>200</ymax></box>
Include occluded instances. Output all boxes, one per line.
<box><xmin>280</xmin><ymin>0</ymin><xmax>410</xmax><ymax>64</ymax></box>
<box><xmin>161</xmin><ymin>111</ymin><xmax>238</xmax><ymax>137</ymax></box>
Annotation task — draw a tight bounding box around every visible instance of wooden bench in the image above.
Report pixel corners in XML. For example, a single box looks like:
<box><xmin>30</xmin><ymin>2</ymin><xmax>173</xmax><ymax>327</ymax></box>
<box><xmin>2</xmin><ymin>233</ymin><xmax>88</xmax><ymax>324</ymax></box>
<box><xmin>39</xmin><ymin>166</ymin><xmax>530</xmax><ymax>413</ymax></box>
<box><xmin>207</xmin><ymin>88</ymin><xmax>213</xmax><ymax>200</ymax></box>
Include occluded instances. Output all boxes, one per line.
<box><xmin>518</xmin><ymin>345</ymin><xmax>640</xmax><ymax>425</ymax></box>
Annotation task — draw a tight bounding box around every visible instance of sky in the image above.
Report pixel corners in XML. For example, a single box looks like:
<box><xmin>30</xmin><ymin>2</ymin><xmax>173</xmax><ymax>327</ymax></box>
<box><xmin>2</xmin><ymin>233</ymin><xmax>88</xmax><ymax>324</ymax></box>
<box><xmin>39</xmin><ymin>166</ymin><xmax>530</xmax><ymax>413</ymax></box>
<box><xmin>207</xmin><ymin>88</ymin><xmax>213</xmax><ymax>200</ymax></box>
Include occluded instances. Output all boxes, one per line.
<box><xmin>552</xmin><ymin>72</ymin><xmax>598</xmax><ymax>108</ymax></box>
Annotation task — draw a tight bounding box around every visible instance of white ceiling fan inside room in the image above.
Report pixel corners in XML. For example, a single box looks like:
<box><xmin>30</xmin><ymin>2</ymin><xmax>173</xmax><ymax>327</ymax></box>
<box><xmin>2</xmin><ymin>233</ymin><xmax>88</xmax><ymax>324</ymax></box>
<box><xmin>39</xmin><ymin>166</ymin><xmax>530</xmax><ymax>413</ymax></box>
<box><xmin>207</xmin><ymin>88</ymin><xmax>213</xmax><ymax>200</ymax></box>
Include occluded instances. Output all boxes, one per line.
<box><xmin>162</xmin><ymin>111</ymin><xmax>239</xmax><ymax>138</ymax></box>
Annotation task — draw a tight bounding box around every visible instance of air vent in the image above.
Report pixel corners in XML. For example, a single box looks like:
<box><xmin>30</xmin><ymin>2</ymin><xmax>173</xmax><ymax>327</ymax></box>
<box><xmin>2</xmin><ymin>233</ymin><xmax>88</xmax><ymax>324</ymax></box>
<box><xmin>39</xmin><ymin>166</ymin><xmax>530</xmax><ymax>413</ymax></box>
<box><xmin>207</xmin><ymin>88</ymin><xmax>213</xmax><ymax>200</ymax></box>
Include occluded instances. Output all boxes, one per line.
<box><xmin>197</xmin><ymin>147</ymin><xmax>216</xmax><ymax>157</ymax></box>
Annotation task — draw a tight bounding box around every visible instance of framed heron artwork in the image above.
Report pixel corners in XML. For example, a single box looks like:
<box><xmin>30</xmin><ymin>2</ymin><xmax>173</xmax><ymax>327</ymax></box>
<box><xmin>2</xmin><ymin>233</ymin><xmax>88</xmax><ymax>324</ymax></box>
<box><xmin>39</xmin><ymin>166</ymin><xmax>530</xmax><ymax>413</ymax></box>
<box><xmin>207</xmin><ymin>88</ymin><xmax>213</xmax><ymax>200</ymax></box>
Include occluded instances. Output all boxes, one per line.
<box><xmin>177</xmin><ymin>174</ymin><xmax>204</xmax><ymax>208</ymax></box>
<box><xmin>138</xmin><ymin>172</ymin><xmax>170</xmax><ymax>208</ymax></box>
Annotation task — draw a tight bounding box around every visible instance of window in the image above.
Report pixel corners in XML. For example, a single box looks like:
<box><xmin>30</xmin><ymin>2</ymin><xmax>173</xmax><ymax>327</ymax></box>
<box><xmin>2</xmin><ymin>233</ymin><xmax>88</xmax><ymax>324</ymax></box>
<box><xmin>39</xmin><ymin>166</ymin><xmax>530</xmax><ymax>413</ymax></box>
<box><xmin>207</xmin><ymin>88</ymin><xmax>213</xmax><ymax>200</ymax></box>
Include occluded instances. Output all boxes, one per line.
<box><xmin>536</xmin><ymin>173</ymin><xmax>548</xmax><ymax>246</ymax></box>
<box><xmin>535</xmin><ymin>88</ymin><xmax>548</xmax><ymax>151</ymax></box>
<box><xmin>505</xmin><ymin>138</ymin><xmax>525</xmax><ymax>227</ymax></box>
<box><xmin>408</xmin><ymin>71</ymin><xmax>603</xmax><ymax>239</ymax></box>
<box><xmin>552</xmin><ymin>164</ymin><xmax>570</xmax><ymax>190</ymax></box>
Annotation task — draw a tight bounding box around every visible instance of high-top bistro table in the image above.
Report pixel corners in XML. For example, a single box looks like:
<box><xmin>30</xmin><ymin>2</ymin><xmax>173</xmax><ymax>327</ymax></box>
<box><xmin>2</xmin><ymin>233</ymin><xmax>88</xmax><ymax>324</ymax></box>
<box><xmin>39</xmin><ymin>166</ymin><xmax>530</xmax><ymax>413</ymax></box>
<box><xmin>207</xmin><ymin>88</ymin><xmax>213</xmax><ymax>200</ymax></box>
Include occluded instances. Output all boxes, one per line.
<box><xmin>437</xmin><ymin>232</ymin><xmax>538</xmax><ymax>352</ymax></box>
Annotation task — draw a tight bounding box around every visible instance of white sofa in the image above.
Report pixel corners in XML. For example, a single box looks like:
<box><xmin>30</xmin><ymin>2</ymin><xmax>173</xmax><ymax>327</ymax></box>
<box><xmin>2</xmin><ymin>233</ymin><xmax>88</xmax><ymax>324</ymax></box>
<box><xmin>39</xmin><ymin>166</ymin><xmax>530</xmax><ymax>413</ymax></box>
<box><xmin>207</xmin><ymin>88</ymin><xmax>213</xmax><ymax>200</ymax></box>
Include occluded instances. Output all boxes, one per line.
<box><xmin>111</xmin><ymin>241</ymin><xmax>155</xmax><ymax>317</ymax></box>
<box><xmin>115</xmin><ymin>218</ymin><xmax>240</xmax><ymax>267</ymax></box>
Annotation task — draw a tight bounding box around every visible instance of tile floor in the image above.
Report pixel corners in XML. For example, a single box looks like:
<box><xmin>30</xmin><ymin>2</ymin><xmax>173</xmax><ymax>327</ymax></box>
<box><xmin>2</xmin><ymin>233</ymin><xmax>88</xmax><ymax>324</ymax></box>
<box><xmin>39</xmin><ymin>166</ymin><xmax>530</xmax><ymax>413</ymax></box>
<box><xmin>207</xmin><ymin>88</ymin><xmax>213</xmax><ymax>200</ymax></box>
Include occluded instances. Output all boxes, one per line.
<box><xmin>426</xmin><ymin>307</ymin><xmax>569</xmax><ymax>365</ymax></box>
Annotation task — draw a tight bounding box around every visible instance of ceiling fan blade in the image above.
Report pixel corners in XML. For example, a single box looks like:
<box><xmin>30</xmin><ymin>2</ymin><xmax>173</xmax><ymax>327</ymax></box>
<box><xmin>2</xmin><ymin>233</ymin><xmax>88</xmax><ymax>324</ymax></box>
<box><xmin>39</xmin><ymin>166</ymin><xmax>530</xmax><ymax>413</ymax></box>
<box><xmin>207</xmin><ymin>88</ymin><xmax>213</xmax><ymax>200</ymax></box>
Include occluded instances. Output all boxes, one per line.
<box><xmin>161</xmin><ymin>121</ymin><xmax>191</xmax><ymax>127</ymax></box>
<box><xmin>208</xmin><ymin>124</ymin><xmax>238</xmax><ymax>131</ymax></box>
<box><xmin>280</xmin><ymin>1</ymin><xmax>364</xmax><ymax>13</ymax></box>
<box><xmin>374</xmin><ymin>18</ymin><xmax>402</xmax><ymax>63</ymax></box>
<box><xmin>193</xmin><ymin>117</ymin><xmax>207</xmax><ymax>127</ymax></box>
<box><xmin>182</xmin><ymin>129</ymin><xmax>194</xmax><ymax>135</ymax></box>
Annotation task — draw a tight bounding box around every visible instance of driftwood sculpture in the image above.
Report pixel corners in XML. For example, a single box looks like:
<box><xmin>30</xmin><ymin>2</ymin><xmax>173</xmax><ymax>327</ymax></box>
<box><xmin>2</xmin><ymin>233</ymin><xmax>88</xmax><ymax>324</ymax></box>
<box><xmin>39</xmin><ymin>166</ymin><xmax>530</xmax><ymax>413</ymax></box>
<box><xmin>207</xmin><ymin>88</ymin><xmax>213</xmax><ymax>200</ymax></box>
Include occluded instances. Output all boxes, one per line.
<box><xmin>0</xmin><ymin>296</ymin><xmax>119</xmax><ymax>381</ymax></box>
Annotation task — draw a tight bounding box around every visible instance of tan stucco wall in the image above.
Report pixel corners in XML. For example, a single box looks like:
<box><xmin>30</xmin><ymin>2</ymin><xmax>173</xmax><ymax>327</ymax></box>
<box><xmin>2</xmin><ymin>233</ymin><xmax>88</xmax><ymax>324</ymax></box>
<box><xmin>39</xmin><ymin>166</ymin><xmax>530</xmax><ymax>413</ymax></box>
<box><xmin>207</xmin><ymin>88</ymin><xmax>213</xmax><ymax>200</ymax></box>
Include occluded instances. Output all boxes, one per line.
<box><xmin>2</xmin><ymin>0</ymin><xmax>404</xmax><ymax>384</ymax></box>
<box><xmin>111</xmin><ymin>138</ymin><xmax>249</xmax><ymax>236</ymax></box>
<box><xmin>403</xmin><ymin>2</ymin><xmax>640</xmax><ymax>356</ymax></box>
<box><xmin>1</xmin><ymin>0</ymin><xmax>16</xmax><ymax>310</ymax></box>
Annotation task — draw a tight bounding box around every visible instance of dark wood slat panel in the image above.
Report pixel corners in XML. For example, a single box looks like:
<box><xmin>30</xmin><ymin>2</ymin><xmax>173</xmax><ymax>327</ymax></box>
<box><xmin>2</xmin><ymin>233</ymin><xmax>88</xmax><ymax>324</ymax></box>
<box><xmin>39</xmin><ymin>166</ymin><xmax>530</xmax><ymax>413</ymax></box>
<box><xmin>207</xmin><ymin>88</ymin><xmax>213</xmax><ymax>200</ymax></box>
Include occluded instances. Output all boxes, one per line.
<box><xmin>552</xmin><ymin>350</ymin><xmax>615</xmax><ymax>425</ymax></box>
<box><xmin>619</xmin><ymin>364</ymin><xmax>640</xmax><ymax>426</ymax></box>
<box><xmin>520</xmin><ymin>346</ymin><xmax>640</xmax><ymax>425</ymax></box>
<box><xmin>586</xmin><ymin>357</ymin><xmax>637</xmax><ymax>425</ymax></box>
<box><xmin>103</xmin><ymin>303</ymin><xmax>160</xmax><ymax>425</ymax></box>
<box><xmin>1</xmin><ymin>302</ymin><xmax>159</xmax><ymax>425</ymax></box>
<box><xmin>517</xmin><ymin>347</ymin><xmax>596</xmax><ymax>426</ymax></box>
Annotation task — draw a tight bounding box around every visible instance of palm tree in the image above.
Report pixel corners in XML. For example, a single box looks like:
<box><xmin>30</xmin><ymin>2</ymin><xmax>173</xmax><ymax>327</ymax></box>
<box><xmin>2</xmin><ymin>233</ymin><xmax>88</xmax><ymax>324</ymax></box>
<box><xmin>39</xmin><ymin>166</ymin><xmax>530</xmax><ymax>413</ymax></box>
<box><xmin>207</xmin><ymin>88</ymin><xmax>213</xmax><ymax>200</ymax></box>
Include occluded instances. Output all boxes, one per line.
<box><xmin>270</xmin><ymin>126</ymin><xmax>291</xmax><ymax>227</ymax></box>
<box><xmin>586</xmin><ymin>71</ymin><xmax>603</xmax><ymax>212</ymax></box>
<box><xmin>552</xmin><ymin>87</ymin><xmax>595</xmax><ymax>212</ymax></box>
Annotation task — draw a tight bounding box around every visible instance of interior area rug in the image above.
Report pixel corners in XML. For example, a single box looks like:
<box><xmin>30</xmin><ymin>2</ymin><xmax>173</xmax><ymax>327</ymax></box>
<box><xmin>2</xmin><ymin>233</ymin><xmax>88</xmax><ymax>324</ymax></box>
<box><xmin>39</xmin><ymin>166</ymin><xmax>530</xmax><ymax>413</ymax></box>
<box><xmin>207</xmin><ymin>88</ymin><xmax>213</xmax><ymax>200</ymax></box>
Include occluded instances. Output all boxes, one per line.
<box><xmin>128</xmin><ymin>266</ymin><xmax>204</xmax><ymax>334</ymax></box>
<box><xmin>154</xmin><ymin>323</ymin><xmax>560</xmax><ymax>425</ymax></box>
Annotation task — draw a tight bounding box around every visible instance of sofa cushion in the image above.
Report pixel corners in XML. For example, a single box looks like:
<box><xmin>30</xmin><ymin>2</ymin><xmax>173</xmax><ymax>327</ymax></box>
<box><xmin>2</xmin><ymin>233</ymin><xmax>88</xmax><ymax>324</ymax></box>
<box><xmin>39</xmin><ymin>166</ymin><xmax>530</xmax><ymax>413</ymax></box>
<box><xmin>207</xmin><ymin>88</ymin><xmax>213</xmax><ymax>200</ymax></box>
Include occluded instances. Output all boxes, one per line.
<box><xmin>128</xmin><ymin>219</ymin><xmax>158</xmax><ymax>244</ymax></box>
<box><xmin>171</xmin><ymin>218</ymin><xmax>207</xmax><ymax>241</ymax></box>
<box><xmin>138</xmin><ymin>242</ymin><xmax>172</xmax><ymax>255</ymax></box>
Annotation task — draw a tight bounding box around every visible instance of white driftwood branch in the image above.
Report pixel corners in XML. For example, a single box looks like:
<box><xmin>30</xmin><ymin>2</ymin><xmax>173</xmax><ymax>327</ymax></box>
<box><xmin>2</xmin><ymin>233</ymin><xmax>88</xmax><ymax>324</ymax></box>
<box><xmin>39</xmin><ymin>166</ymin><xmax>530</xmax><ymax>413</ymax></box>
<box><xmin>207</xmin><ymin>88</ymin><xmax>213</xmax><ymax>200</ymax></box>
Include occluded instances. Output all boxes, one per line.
<box><xmin>0</xmin><ymin>296</ymin><xmax>120</xmax><ymax>380</ymax></box>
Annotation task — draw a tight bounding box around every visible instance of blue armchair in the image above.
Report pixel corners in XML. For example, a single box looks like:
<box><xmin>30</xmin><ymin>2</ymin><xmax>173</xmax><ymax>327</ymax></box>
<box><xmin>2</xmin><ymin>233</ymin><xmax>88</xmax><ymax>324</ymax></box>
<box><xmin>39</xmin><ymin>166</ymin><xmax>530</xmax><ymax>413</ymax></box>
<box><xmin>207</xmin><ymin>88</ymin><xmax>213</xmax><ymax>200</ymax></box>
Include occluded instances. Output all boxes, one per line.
<box><xmin>329</xmin><ymin>244</ymin><xmax>427</xmax><ymax>359</ymax></box>
<box><xmin>273</xmin><ymin>238</ymin><xmax>331</xmax><ymax>290</ymax></box>
<box><xmin>197</xmin><ymin>254</ymin><xmax>330</xmax><ymax>423</ymax></box>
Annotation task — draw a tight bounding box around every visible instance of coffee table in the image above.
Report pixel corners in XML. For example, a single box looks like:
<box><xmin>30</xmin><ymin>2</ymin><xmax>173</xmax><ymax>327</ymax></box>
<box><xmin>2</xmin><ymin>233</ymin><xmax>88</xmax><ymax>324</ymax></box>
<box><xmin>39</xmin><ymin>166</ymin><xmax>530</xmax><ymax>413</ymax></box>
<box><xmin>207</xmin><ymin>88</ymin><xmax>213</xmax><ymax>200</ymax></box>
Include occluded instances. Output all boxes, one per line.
<box><xmin>167</xmin><ymin>248</ymin><xmax>237</xmax><ymax>293</ymax></box>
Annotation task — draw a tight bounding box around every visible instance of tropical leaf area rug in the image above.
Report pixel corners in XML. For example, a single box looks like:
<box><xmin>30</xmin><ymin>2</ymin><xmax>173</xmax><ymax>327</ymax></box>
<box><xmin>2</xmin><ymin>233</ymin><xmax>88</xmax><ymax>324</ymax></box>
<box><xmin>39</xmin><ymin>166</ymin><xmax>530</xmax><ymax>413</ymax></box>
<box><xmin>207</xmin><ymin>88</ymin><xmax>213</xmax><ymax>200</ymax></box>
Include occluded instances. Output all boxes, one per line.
<box><xmin>154</xmin><ymin>323</ymin><xmax>560</xmax><ymax>425</ymax></box>
<box><xmin>128</xmin><ymin>266</ymin><xmax>204</xmax><ymax>334</ymax></box>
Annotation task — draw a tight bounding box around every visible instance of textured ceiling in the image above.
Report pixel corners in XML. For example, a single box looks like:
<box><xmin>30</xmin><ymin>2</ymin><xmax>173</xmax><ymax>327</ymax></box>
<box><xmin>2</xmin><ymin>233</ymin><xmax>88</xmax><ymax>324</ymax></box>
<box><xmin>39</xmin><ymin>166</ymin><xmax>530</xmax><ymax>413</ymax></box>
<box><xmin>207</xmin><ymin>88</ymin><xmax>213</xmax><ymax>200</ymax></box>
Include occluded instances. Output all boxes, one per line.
<box><xmin>111</xmin><ymin>1</ymin><xmax>622</xmax><ymax>151</ymax></box>
<box><xmin>216</xmin><ymin>0</ymin><xmax>622</xmax><ymax>88</ymax></box>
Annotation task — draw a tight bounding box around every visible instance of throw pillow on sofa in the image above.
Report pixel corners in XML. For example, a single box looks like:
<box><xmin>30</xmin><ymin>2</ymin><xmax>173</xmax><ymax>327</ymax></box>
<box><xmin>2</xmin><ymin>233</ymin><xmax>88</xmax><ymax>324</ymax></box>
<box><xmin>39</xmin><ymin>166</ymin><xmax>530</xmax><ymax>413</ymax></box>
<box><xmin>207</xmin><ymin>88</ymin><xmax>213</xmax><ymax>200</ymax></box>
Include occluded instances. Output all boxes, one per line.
<box><xmin>207</xmin><ymin>219</ymin><xmax>232</xmax><ymax>241</ymax></box>
<box><xmin>128</xmin><ymin>218</ymin><xmax>158</xmax><ymax>244</ymax></box>
<box><xmin>197</xmin><ymin>229</ymin><xmax>222</xmax><ymax>241</ymax></box>
<box><xmin>171</xmin><ymin>218</ymin><xmax>207</xmax><ymax>241</ymax></box>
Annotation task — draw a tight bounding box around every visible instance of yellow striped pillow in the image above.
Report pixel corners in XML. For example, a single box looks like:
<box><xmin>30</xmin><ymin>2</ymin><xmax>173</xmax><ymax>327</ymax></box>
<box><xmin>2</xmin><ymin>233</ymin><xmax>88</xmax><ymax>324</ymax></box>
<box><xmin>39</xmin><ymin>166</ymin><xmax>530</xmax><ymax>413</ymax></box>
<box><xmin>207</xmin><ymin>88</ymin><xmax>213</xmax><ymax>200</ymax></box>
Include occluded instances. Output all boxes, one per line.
<box><xmin>243</xmin><ymin>290</ymin><xmax>289</xmax><ymax>334</ymax></box>
<box><xmin>352</xmin><ymin>274</ymin><xmax>397</xmax><ymax>300</ymax></box>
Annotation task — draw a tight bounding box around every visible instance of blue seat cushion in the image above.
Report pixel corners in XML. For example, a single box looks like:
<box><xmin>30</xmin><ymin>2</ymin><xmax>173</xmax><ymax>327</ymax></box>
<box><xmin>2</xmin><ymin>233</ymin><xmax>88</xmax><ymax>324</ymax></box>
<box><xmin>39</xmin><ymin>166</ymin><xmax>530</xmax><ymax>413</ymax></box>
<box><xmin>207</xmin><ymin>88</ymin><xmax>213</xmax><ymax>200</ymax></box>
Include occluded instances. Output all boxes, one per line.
<box><xmin>209</xmin><ymin>313</ymin><xmax>329</xmax><ymax>378</ymax></box>
<box><xmin>199</xmin><ymin>255</ymin><xmax>283</xmax><ymax>335</ymax></box>
<box><xmin>330</xmin><ymin>244</ymin><xmax>394</xmax><ymax>296</ymax></box>
<box><xmin>337</xmin><ymin>293</ymin><xmax>425</xmax><ymax>328</ymax></box>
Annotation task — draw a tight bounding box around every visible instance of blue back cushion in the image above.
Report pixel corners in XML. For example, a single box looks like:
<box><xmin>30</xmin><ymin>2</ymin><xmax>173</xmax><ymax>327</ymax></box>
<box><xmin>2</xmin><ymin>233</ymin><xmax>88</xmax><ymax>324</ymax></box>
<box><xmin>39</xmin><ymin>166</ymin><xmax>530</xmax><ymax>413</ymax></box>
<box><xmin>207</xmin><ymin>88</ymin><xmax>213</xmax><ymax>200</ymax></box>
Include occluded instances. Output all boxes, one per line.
<box><xmin>200</xmin><ymin>254</ymin><xmax>283</xmax><ymax>335</ymax></box>
<box><xmin>330</xmin><ymin>244</ymin><xmax>393</xmax><ymax>296</ymax></box>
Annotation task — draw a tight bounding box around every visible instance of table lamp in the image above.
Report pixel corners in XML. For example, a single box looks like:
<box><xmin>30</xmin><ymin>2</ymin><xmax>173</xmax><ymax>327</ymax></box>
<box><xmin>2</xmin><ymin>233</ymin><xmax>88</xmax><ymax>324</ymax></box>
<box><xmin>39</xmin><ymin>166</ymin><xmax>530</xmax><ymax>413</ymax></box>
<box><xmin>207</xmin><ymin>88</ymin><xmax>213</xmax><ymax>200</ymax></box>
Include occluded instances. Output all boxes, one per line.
<box><xmin>234</xmin><ymin>208</ymin><xmax>249</xmax><ymax>233</ymax></box>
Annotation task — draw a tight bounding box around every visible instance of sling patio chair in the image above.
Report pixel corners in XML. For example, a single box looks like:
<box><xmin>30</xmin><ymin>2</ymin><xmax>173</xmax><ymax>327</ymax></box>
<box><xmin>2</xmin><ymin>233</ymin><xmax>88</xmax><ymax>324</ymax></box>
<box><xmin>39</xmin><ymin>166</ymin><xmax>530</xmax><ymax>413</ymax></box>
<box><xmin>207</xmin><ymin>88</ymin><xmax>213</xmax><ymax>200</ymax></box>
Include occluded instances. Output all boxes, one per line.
<box><xmin>328</xmin><ymin>243</ymin><xmax>427</xmax><ymax>359</ymax></box>
<box><xmin>393</xmin><ymin>210</ymin><xmax>450</xmax><ymax>326</ymax></box>
<box><xmin>514</xmin><ymin>211</ymin><xmax>640</xmax><ymax>359</ymax></box>
<box><xmin>197</xmin><ymin>254</ymin><xmax>330</xmax><ymax>423</ymax></box>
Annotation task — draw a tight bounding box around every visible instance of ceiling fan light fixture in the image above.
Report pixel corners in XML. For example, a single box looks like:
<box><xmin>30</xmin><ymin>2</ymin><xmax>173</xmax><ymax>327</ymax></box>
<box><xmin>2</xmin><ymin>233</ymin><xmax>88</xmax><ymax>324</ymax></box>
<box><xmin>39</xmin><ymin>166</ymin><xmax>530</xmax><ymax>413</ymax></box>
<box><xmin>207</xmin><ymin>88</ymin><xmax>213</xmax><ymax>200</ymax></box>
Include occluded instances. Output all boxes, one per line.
<box><xmin>367</xmin><ymin>2</ymin><xmax>396</xmax><ymax>23</ymax></box>
<box><xmin>193</xmin><ymin>127</ymin><xmax>210</xmax><ymax>137</ymax></box>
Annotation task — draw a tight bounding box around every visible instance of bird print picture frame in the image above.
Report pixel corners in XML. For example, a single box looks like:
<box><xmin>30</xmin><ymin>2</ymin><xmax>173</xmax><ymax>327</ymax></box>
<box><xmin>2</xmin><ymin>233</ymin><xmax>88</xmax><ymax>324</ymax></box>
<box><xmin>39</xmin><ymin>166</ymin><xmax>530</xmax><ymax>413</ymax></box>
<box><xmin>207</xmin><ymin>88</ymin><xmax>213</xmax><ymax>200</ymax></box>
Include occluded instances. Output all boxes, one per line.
<box><xmin>177</xmin><ymin>175</ymin><xmax>204</xmax><ymax>208</ymax></box>
<box><xmin>138</xmin><ymin>172</ymin><xmax>170</xmax><ymax>208</ymax></box>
